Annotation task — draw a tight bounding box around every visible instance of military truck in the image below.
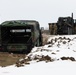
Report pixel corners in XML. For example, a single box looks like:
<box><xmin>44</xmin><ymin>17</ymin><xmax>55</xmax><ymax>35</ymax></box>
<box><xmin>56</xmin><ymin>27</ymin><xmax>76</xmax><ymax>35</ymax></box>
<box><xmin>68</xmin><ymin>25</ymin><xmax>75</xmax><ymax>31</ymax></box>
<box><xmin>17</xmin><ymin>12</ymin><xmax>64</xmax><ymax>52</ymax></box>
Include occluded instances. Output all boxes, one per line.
<box><xmin>0</xmin><ymin>20</ymin><xmax>42</xmax><ymax>53</ymax></box>
<box><xmin>57</xmin><ymin>16</ymin><xmax>74</xmax><ymax>35</ymax></box>
<box><xmin>49</xmin><ymin>13</ymin><xmax>75</xmax><ymax>35</ymax></box>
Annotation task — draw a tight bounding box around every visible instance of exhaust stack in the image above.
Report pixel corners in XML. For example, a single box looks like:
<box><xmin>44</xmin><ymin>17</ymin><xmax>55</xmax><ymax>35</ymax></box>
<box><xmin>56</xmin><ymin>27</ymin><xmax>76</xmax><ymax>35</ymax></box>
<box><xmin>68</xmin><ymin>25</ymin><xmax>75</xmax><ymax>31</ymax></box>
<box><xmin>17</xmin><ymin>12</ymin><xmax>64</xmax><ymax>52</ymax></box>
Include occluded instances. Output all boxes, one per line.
<box><xmin>72</xmin><ymin>13</ymin><xmax>73</xmax><ymax>19</ymax></box>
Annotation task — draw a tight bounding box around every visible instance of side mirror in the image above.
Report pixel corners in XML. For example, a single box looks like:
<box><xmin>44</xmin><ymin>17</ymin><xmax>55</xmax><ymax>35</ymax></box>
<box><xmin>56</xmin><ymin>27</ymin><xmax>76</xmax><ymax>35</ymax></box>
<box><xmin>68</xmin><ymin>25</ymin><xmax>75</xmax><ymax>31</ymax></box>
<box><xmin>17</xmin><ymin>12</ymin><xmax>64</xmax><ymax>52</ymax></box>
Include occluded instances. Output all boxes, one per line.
<box><xmin>41</xmin><ymin>27</ymin><xmax>44</xmax><ymax>32</ymax></box>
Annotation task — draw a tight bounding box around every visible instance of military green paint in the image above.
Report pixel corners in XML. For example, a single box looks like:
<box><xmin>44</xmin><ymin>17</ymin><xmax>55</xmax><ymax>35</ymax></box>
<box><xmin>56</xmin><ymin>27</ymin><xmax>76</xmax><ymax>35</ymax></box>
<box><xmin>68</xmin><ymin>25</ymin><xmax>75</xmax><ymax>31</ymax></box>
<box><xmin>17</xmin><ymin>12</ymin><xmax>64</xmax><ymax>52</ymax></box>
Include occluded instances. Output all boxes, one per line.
<box><xmin>1</xmin><ymin>20</ymin><xmax>37</xmax><ymax>26</ymax></box>
<box><xmin>0</xmin><ymin>20</ymin><xmax>42</xmax><ymax>53</ymax></box>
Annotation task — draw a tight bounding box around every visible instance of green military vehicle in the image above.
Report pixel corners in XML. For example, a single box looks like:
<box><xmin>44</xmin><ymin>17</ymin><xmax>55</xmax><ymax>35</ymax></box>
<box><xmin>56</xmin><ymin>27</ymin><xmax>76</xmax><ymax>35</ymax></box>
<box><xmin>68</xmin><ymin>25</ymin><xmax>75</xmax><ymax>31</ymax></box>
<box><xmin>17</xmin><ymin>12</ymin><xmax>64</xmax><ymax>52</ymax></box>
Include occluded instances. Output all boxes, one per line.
<box><xmin>0</xmin><ymin>20</ymin><xmax>42</xmax><ymax>53</ymax></box>
<box><xmin>57</xmin><ymin>17</ymin><xmax>74</xmax><ymax>35</ymax></box>
<box><xmin>49</xmin><ymin>16</ymin><xmax>74</xmax><ymax>35</ymax></box>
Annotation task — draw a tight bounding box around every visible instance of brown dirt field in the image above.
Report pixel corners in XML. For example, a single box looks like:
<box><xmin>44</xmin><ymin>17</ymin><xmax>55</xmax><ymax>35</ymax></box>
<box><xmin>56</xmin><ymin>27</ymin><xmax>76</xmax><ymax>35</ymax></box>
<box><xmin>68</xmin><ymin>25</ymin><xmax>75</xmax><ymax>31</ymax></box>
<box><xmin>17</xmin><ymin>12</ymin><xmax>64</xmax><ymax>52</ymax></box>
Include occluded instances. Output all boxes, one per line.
<box><xmin>0</xmin><ymin>52</ymin><xmax>25</xmax><ymax>67</ymax></box>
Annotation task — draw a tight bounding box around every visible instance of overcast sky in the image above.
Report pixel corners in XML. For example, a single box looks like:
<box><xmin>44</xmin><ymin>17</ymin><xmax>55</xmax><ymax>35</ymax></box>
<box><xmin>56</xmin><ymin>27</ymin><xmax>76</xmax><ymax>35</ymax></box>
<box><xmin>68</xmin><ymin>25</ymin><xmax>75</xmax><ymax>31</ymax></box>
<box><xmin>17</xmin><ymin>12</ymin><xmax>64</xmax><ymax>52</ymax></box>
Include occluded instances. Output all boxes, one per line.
<box><xmin>0</xmin><ymin>0</ymin><xmax>76</xmax><ymax>28</ymax></box>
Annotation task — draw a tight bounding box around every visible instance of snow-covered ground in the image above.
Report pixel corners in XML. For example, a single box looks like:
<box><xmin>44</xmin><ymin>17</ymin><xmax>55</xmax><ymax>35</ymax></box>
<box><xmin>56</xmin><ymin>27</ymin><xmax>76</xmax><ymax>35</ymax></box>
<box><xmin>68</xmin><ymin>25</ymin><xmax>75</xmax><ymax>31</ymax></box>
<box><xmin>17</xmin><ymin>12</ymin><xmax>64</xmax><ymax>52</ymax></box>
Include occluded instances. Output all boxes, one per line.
<box><xmin>1</xmin><ymin>35</ymin><xmax>76</xmax><ymax>75</ymax></box>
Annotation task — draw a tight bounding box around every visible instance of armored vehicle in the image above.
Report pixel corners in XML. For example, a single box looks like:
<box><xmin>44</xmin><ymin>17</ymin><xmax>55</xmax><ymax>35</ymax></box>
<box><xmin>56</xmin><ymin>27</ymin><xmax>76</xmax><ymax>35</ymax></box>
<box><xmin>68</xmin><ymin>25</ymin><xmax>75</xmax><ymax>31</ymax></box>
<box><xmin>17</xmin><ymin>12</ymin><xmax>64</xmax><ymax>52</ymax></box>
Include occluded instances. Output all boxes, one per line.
<box><xmin>57</xmin><ymin>17</ymin><xmax>74</xmax><ymax>35</ymax></box>
<box><xmin>0</xmin><ymin>20</ymin><xmax>42</xmax><ymax>53</ymax></box>
<box><xmin>49</xmin><ymin>13</ymin><xmax>75</xmax><ymax>35</ymax></box>
<box><xmin>49</xmin><ymin>17</ymin><xmax>74</xmax><ymax>35</ymax></box>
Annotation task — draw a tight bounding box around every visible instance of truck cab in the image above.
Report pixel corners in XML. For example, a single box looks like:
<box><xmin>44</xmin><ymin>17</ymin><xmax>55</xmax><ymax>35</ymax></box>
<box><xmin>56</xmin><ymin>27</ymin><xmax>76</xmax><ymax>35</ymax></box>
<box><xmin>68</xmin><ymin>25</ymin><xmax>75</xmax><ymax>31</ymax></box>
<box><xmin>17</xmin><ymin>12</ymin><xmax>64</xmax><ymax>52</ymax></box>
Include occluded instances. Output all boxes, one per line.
<box><xmin>0</xmin><ymin>20</ymin><xmax>42</xmax><ymax>53</ymax></box>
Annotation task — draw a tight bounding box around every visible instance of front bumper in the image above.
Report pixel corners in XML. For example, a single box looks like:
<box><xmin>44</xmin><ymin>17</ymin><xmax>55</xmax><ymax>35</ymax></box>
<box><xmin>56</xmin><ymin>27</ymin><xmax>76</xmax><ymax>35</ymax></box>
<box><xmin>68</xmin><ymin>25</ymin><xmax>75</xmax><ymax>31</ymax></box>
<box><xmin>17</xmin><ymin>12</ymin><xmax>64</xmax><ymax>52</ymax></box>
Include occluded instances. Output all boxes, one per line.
<box><xmin>7</xmin><ymin>44</ymin><xmax>27</xmax><ymax>51</ymax></box>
